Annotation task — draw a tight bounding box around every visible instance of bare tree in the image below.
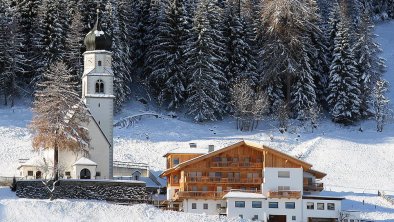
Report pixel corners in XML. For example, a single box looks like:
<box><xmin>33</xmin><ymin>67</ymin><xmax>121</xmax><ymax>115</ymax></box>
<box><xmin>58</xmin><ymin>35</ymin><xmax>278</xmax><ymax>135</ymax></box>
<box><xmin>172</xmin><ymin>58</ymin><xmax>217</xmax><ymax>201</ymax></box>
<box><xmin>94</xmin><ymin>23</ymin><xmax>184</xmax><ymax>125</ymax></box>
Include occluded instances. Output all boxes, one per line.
<box><xmin>30</xmin><ymin>61</ymin><xmax>90</xmax><ymax>181</ymax></box>
<box><xmin>372</xmin><ymin>79</ymin><xmax>390</xmax><ymax>132</ymax></box>
<box><xmin>231</xmin><ymin>80</ymin><xmax>269</xmax><ymax>131</ymax></box>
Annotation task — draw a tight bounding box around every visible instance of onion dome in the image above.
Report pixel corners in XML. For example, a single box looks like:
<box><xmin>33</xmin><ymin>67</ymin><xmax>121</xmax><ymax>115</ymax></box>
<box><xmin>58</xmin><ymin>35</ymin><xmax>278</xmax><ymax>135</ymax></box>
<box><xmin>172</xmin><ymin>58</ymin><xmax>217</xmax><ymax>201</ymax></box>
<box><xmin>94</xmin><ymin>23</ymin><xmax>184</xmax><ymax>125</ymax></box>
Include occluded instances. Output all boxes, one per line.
<box><xmin>84</xmin><ymin>10</ymin><xmax>112</xmax><ymax>51</ymax></box>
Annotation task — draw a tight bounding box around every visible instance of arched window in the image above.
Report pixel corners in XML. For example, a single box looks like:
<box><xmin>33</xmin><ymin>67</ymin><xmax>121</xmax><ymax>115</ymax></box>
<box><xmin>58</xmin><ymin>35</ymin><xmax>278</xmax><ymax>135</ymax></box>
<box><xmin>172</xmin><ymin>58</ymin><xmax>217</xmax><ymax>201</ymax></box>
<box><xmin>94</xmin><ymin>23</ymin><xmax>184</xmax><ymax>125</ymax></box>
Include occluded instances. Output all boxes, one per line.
<box><xmin>35</xmin><ymin>171</ymin><xmax>42</xmax><ymax>179</ymax></box>
<box><xmin>80</xmin><ymin>168</ymin><xmax>91</xmax><ymax>179</ymax></box>
<box><xmin>95</xmin><ymin>80</ymin><xmax>104</xmax><ymax>93</ymax></box>
<box><xmin>132</xmin><ymin>171</ymin><xmax>141</xmax><ymax>180</ymax></box>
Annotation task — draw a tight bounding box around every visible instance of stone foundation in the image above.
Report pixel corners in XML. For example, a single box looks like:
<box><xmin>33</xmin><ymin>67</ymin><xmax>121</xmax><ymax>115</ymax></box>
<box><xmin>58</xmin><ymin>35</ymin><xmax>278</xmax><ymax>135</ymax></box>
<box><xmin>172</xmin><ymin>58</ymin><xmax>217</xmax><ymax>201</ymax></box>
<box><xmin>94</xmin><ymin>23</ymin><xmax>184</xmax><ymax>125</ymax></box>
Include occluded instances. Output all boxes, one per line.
<box><xmin>16</xmin><ymin>179</ymin><xmax>147</xmax><ymax>202</ymax></box>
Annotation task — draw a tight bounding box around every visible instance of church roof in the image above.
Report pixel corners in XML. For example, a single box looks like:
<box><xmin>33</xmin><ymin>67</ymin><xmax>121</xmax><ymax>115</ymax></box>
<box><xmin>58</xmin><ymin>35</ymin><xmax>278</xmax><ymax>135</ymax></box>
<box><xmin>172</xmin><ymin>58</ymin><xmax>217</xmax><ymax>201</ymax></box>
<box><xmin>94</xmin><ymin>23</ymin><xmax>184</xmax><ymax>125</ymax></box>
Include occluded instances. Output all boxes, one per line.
<box><xmin>73</xmin><ymin>157</ymin><xmax>97</xmax><ymax>166</ymax></box>
<box><xmin>84</xmin><ymin>9</ymin><xmax>112</xmax><ymax>51</ymax></box>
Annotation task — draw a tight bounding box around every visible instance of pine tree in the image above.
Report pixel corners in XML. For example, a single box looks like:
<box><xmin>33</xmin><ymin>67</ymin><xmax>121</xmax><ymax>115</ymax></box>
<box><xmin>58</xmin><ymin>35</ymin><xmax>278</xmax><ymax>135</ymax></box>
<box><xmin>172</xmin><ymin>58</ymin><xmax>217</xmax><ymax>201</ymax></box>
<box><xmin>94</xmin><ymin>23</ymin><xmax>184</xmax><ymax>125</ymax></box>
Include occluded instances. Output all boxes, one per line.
<box><xmin>185</xmin><ymin>0</ymin><xmax>226</xmax><ymax>121</ymax></box>
<box><xmin>33</xmin><ymin>0</ymin><xmax>69</xmax><ymax>86</ymax></box>
<box><xmin>108</xmin><ymin>1</ymin><xmax>132</xmax><ymax>111</ymax></box>
<box><xmin>30</xmin><ymin>61</ymin><xmax>90</xmax><ymax>181</ymax></box>
<box><xmin>0</xmin><ymin>3</ymin><xmax>23</xmax><ymax>106</ymax></box>
<box><xmin>13</xmin><ymin>0</ymin><xmax>41</xmax><ymax>86</ymax></box>
<box><xmin>259</xmin><ymin>0</ymin><xmax>319</xmax><ymax>118</ymax></box>
<box><xmin>372</xmin><ymin>79</ymin><xmax>390</xmax><ymax>132</ymax></box>
<box><xmin>65</xmin><ymin>9</ymin><xmax>84</xmax><ymax>92</ymax></box>
<box><xmin>147</xmin><ymin>0</ymin><xmax>189</xmax><ymax>109</ymax></box>
<box><xmin>353</xmin><ymin>9</ymin><xmax>386</xmax><ymax>117</ymax></box>
<box><xmin>327</xmin><ymin>18</ymin><xmax>361</xmax><ymax>124</ymax></box>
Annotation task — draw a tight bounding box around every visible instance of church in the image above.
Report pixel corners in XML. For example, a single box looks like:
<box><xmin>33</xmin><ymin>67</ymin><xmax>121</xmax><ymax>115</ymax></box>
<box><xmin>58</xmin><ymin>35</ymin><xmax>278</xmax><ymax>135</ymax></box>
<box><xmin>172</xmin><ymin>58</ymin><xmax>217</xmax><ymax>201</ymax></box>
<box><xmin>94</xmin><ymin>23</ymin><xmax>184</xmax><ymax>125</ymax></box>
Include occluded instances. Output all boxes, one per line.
<box><xmin>18</xmin><ymin>15</ymin><xmax>115</xmax><ymax>180</ymax></box>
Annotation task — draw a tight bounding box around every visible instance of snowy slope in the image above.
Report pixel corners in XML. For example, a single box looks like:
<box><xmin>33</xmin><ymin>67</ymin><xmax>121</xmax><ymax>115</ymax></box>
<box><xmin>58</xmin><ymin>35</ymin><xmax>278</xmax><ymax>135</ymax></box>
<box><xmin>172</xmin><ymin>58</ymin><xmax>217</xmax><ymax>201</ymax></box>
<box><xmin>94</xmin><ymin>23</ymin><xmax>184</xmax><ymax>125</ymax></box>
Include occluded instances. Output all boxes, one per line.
<box><xmin>0</xmin><ymin>21</ymin><xmax>394</xmax><ymax>221</ymax></box>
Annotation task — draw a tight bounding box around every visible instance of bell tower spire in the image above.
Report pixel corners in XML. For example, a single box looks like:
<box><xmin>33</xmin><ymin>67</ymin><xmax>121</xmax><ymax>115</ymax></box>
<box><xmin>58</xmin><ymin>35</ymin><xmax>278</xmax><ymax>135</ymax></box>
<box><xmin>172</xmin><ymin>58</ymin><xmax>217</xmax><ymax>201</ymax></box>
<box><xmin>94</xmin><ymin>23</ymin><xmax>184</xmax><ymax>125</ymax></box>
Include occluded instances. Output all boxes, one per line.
<box><xmin>82</xmin><ymin>10</ymin><xmax>114</xmax><ymax>179</ymax></box>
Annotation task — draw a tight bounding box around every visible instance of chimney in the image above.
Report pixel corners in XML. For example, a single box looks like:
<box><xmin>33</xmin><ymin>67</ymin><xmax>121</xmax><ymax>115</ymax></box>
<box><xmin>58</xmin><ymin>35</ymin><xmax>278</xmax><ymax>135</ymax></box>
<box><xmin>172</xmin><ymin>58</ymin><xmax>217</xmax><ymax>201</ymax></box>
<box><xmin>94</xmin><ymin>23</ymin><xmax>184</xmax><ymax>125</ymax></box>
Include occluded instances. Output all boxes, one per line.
<box><xmin>189</xmin><ymin>143</ymin><xmax>197</xmax><ymax>148</ymax></box>
<box><xmin>208</xmin><ymin>145</ymin><xmax>215</xmax><ymax>152</ymax></box>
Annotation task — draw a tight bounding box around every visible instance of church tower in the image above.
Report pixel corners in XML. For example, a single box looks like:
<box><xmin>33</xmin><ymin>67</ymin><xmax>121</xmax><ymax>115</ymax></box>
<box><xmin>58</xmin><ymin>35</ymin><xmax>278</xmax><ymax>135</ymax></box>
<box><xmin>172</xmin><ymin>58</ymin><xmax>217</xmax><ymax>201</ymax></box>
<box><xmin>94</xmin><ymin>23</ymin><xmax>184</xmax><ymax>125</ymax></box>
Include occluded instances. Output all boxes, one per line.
<box><xmin>82</xmin><ymin>12</ymin><xmax>114</xmax><ymax>178</ymax></box>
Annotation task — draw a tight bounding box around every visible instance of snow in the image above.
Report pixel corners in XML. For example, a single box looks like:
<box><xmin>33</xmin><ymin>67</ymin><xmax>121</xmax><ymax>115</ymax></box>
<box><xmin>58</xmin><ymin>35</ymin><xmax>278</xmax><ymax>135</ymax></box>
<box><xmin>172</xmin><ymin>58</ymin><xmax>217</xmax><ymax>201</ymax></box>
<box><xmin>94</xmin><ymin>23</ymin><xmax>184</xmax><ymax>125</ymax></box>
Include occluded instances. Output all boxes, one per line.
<box><xmin>164</xmin><ymin>147</ymin><xmax>209</xmax><ymax>155</ymax></box>
<box><xmin>223</xmin><ymin>191</ymin><xmax>266</xmax><ymax>199</ymax></box>
<box><xmin>0</xmin><ymin>187</ymin><xmax>236</xmax><ymax>222</ymax></box>
<box><xmin>73</xmin><ymin>157</ymin><xmax>97</xmax><ymax>166</ymax></box>
<box><xmin>0</xmin><ymin>21</ymin><xmax>394</xmax><ymax>221</ymax></box>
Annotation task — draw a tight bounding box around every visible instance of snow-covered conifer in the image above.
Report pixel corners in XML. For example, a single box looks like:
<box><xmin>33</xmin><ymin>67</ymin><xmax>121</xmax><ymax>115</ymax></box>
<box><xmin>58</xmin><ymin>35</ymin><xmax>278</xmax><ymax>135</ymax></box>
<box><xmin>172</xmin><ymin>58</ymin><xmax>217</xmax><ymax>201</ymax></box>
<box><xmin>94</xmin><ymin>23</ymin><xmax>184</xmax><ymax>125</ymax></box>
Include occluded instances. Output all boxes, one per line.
<box><xmin>327</xmin><ymin>18</ymin><xmax>361</xmax><ymax>124</ymax></box>
<box><xmin>184</xmin><ymin>0</ymin><xmax>226</xmax><ymax>121</ymax></box>
<box><xmin>353</xmin><ymin>8</ymin><xmax>386</xmax><ymax>117</ymax></box>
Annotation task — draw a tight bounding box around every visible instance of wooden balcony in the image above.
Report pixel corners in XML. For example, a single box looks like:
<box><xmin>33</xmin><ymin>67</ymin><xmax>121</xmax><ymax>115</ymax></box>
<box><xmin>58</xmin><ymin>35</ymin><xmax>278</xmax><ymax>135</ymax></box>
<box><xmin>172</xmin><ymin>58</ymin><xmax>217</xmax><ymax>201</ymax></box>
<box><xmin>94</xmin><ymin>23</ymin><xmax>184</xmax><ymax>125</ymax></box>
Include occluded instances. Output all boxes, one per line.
<box><xmin>174</xmin><ymin>190</ymin><xmax>261</xmax><ymax>201</ymax></box>
<box><xmin>174</xmin><ymin>191</ymin><xmax>228</xmax><ymax>200</ymax></box>
<box><xmin>267</xmin><ymin>190</ymin><xmax>302</xmax><ymax>199</ymax></box>
<box><xmin>210</xmin><ymin>162</ymin><xmax>263</xmax><ymax>168</ymax></box>
<box><xmin>304</xmin><ymin>183</ymin><xmax>324</xmax><ymax>192</ymax></box>
<box><xmin>186</xmin><ymin>176</ymin><xmax>262</xmax><ymax>184</ymax></box>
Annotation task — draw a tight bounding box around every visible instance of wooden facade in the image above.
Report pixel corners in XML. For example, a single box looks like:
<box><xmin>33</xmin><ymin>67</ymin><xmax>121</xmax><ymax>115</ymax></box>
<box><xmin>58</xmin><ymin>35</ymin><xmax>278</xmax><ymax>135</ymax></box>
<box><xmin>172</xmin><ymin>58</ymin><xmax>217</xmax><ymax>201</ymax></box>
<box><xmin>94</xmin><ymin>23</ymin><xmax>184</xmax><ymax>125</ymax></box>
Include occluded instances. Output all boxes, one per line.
<box><xmin>161</xmin><ymin>141</ymin><xmax>326</xmax><ymax>201</ymax></box>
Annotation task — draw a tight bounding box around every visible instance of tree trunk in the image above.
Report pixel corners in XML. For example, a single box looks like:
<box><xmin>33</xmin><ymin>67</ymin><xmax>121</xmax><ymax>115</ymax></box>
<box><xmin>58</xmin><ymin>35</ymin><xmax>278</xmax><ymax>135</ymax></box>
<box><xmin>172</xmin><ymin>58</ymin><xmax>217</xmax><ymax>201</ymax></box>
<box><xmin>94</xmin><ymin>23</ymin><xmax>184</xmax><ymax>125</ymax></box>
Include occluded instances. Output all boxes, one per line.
<box><xmin>286</xmin><ymin>75</ymin><xmax>292</xmax><ymax>111</ymax></box>
<box><xmin>54</xmin><ymin>142</ymin><xmax>59</xmax><ymax>181</ymax></box>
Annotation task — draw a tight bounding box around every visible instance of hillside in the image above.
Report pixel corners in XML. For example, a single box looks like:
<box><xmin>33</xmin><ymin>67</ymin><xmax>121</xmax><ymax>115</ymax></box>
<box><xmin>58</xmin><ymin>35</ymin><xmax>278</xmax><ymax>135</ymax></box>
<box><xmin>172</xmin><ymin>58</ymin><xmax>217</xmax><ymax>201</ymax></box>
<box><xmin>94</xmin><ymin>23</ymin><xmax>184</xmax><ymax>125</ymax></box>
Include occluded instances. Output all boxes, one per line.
<box><xmin>0</xmin><ymin>21</ymin><xmax>393</xmax><ymax>221</ymax></box>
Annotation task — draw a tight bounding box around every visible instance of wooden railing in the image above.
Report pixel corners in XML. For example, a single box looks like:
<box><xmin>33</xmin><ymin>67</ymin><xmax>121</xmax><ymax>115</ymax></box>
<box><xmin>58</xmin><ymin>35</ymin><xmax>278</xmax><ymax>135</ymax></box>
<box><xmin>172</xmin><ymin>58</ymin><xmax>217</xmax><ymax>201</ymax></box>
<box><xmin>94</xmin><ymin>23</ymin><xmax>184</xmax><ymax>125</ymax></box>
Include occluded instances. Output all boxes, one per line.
<box><xmin>174</xmin><ymin>189</ymin><xmax>261</xmax><ymax>200</ymax></box>
<box><xmin>186</xmin><ymin>176</ymin><xmax>262</xmax><ymax>184</ymax></box>
<box><xmin>267</xmin><ymin>190</ymin><xmax>301</xmax><ymax>199</ymax></box>
<box><xmin>175</xmin><ymin>191</ymin><xmax>227</xmax><ymax>200</ymax></box>
<box><xmin>210</xmin><ymin>162</ymin><xmax>263</xmax><ymax>168</ymax></box>
<box><xmin>304</xmin><ymin>183</ymin><xmax>324</xmax><ymax>191</ymax></box>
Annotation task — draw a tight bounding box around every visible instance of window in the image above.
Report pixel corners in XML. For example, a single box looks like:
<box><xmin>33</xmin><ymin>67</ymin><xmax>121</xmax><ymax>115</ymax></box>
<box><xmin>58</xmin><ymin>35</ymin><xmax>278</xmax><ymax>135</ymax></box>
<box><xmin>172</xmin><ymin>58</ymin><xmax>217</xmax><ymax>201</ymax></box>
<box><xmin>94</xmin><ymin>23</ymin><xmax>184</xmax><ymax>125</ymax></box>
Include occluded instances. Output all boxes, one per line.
<box><xmin>292</xmin><ymin>216</ymin><xmax>296</xmax><ymax>221</ymax></box>
<box><xmin>252</xmin><ymin>215</ymin><xmax>258</xmax><ymax>221</ymax></box>
<box><xmin>307</xmin><ymin>202</ymin><xmax>314</xmax><ymax>210</ymax></box>
<box><xmin>235</xmin><ymin>201</ymin><xmax>245</xmax><ymax>208</ymax></box>
<box><xmin>327</xmin><ymin>203</ymin><xmax>335</xmax><ymax>210</ymax></box>
<box><xmin>350</xmin><ymin>220</ymin><xmax>354</xmax><ymax>222</ymax></box>
<box><xmin>278</xmin><ymin>186</ymin><xmax>290</xmax><ymax>191</ymax></box>
<box><xmin>317</xmin><ymin>203</ymin><xmax>324</xmax><ymax>210</ymax></box>
<box><xmin>203</xmin><ymin>203</ymin><xmax>208</xmax><ymax>209</ymax></box>
<box><xmin>252</xmin><ymin>201</ymin><xmax>262</xmax><ymax>208</ymax></box>
<box><xmin>202</xmin><ymin>186</ymin><xmax>208</xmax><ymax>191</ymax></box>
<box><xmin>173</xmin><ymin>158</ymin><xmax>179</xmax><ymax>165</ymax></box>
<box><xmin>173</xmin><ymin>175</ymin><xmax>178</xmax><ymax>183</ymax></box>
<box><xmin>268</xmin><ymin>202</ymin><xmax>278</xmax><ymax>208</ymax></box>
<box><xmin>95</xmin><ymin>80</ymin><xmax>104</xmax><ymax>93</ymax></box>
<box><xmin>65</xmin><ymin>172</ymin><xmax>71</xmax><ymax>176</ymax></box>
<box><xmin>192</xmin><ymin>203</ymin><xmax>197</xmax><ymax>209</ymax></box>
<box><xmin>95</xmin><ymin>172</ymin><xmax>101</xmax><ymax>177</ymax></box>
<box><xmin>192</xmin><ymin>186</ymin><xmax>198</xmax><ymax>191</ymax></box>
<box><xmin>285</xmin><ymin>202</ymin><xmax>295</xmax><ymax>209</ymax></box>
<box><xmin>278</xmin><ymin>171</ymin><xmax>290</xmax><ymax>178</ymax></box>
<box><xmin>239</xmin><ymin>215</ymin><xmax>243</xmax><ymax>219</ymax></box>
<box><xmin>98</xmin><ymin>61</ymin><xmax>102</xmax><ymax>66</ymax></box>
<box><xmin>28</xmin><ymin>171</ymin><xmax>33</xmax><ymax>176</ymax></box>
<box><xmin>132</xmin><ymin>171</ymin><xmax>141</xmax><ymax>180</ymax></box>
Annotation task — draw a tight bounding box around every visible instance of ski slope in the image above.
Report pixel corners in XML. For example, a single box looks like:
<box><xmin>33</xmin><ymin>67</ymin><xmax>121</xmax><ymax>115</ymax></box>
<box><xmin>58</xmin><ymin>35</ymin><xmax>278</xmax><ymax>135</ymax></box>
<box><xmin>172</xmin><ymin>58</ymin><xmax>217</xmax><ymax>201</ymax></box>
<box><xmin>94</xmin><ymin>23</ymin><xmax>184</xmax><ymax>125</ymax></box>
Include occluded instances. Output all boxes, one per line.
<box><xmin>0</xmin><ymin>21</ymin><xmax>394</xmax><ymax>221</ymax></box>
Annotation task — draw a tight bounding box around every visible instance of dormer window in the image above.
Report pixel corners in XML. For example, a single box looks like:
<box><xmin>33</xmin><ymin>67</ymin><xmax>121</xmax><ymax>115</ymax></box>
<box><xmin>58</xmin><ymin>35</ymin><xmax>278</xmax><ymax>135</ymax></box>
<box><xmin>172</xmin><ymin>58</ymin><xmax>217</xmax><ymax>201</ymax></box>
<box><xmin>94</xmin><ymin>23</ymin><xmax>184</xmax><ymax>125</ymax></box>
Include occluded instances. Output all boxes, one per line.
<box><xmin>98</xmin><ymin>61</ymin><xmax>102</xmax><ymax>66</ymax></box>
<box><xmin>95</xmin><ymin>80</ymin><xmax>104</xmax><ymax>93</ymax></box>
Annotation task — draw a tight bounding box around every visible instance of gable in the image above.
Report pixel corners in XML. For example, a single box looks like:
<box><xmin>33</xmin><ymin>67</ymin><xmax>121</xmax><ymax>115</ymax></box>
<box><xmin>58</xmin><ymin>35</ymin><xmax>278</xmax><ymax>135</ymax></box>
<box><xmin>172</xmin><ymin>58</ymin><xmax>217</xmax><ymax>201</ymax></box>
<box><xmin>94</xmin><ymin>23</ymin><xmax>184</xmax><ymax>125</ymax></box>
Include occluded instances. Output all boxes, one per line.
<box><xmin>161</xmin><ymin>141</ymin><xmax>317</xmax><ymax>177</ymax></box>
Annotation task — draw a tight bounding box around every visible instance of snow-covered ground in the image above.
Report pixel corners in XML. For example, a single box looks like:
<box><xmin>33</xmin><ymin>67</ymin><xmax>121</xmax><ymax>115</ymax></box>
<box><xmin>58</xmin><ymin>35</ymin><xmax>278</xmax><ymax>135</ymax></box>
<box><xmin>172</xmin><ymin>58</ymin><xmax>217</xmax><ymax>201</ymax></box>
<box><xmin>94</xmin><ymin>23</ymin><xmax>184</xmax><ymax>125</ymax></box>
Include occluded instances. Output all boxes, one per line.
<box><xmin>0</xmin><ymin>21</ymin><xmax>394</xmax><ymax>221</ymax></box>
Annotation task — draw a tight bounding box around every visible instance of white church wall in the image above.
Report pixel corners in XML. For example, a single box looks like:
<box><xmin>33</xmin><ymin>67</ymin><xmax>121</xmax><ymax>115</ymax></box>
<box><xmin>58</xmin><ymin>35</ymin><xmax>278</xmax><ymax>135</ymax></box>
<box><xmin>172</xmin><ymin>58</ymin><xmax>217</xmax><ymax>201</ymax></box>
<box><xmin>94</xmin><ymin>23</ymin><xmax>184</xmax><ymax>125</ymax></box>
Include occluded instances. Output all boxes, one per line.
<box><xmin>86</xmin><ymin>116</ymin><xmax>111</xmax><ymax>179</ymax></box>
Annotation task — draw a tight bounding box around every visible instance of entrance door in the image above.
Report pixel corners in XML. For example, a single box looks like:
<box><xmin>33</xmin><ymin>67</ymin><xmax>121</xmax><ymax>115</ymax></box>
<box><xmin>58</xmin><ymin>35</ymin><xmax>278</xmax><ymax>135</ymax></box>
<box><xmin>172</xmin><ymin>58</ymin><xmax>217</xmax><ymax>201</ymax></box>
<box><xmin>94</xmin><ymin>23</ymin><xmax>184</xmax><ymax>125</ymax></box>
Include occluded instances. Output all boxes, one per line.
<box><xmin>80</xmin><ymin>168</ymin><xmax>91</xmax><ymax>179</ymax></box>
<box><xmin>35</xmin><ymin>171</ymin><xmax>42</xmax><ymax>179</ymax></box>
<box><xmin>268</xmin><ymin>215</ymin><xmax>286</xmax><ymax>222</ymax></box>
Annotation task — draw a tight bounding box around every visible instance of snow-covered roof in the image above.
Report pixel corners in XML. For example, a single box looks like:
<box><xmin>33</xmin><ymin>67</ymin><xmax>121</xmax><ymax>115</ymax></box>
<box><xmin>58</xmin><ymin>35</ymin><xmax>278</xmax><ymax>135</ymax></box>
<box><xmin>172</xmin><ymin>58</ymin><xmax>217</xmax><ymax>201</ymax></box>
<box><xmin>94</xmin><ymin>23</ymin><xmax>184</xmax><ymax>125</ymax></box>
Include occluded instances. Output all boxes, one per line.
<box><xmin>164</xmin><ymin>148</ymin><xmax>208</xmax><ymax>156</ymax></box>
<box><xmin>73</xmin><ymin>157</ymin><xmax>97</xmax><ymax>166</ymax></box>
<box><xmin>138</xmin><ymin>177</ymin><xmax>161</xmax><ymax>188</ymax></box>
<box><xmin>223</xmin><ymin>191</ymin><xmax>266</xmax><ymax>199</ymax></box>
<box><xmin>302</xmin><ymin>195</ymin><xmax>345</xmax><ymax>200</ymax></box>
<box><xmin>18</xmin><ymin>156</ymin><xmax>44</xmax><ymax>169</ymax></box>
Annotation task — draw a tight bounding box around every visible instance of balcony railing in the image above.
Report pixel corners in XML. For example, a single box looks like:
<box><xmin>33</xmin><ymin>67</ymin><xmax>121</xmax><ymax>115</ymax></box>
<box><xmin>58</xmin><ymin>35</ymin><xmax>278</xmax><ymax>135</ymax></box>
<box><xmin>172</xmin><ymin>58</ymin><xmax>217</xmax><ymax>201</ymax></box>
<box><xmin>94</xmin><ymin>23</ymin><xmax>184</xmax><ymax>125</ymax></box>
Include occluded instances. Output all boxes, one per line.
<box><xmin>186</xmin><ymin>176</ymin><xmax>262</xmax><ymax>184</ymax></box>
<box><xmin>210</xmin><ymin>162</ymin><xmax>263</xmax><ymax>168</ymax></box>
<box><xmin>304</xmin><ymin>183</ymin><xmax>324</xmax><ymax>191</ymax></box>
<box><xmin>267</xmin><ymin>190</ymin><xmax>301</xmax><ymax>199</ymax></box>
<box><xmin>175</xmin><ymin>191</ymin><xmax>228</xmax><ymax>200</ymax></box>
<box><xmin>174</xmin><ymin>189</ymin><xmax>261</xmax><ymax>201</ymax></box>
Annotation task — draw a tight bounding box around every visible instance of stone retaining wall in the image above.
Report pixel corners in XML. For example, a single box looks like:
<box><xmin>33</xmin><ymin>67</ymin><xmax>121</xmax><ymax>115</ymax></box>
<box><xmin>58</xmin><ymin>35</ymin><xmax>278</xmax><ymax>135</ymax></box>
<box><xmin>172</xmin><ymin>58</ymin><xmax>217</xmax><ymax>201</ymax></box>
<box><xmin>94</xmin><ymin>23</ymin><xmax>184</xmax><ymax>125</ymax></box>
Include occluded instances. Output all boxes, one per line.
<box><xmin>16</xmin><ymin>179</ymin><xmax>148</xmax><ymax>202</ymax></box>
